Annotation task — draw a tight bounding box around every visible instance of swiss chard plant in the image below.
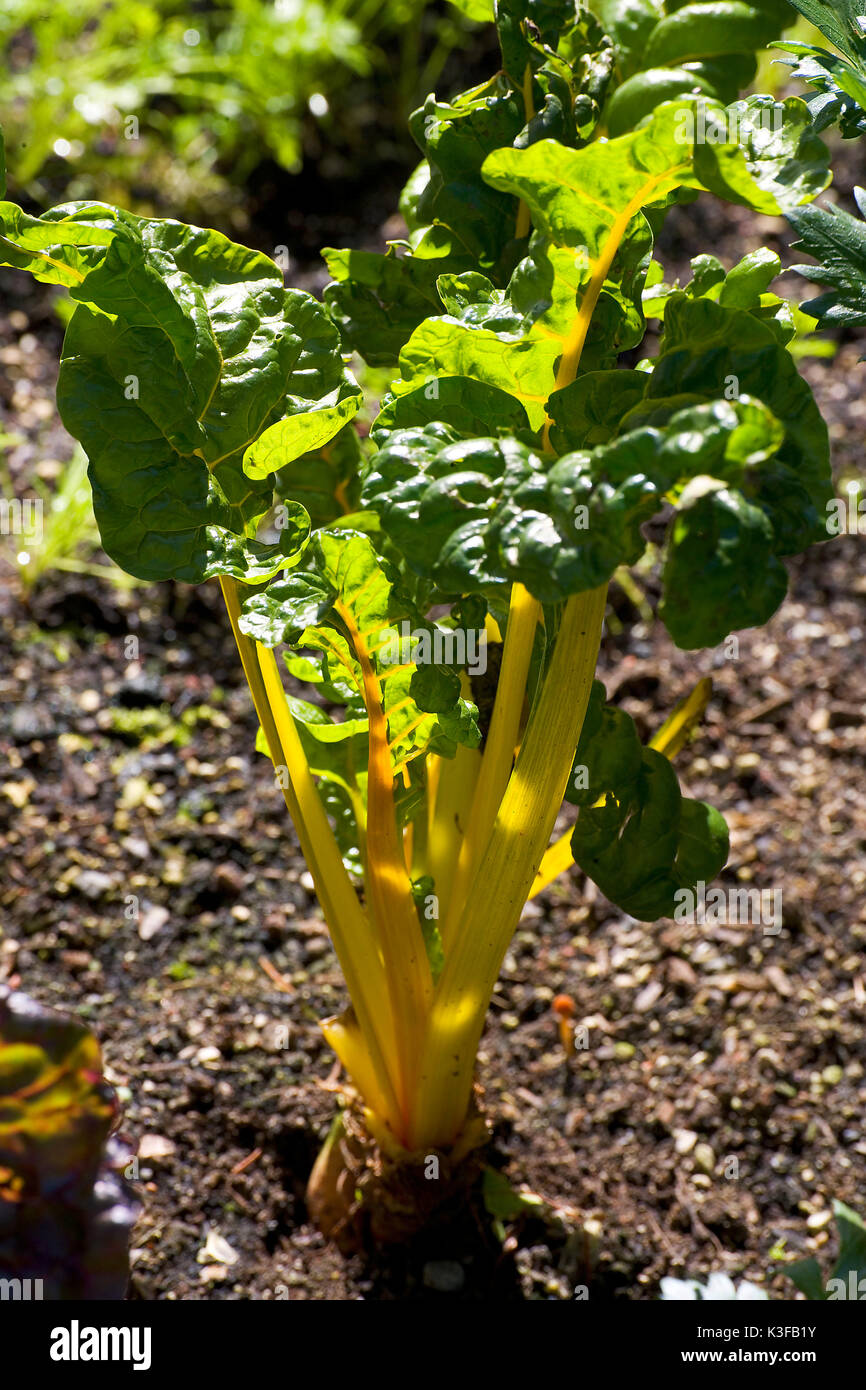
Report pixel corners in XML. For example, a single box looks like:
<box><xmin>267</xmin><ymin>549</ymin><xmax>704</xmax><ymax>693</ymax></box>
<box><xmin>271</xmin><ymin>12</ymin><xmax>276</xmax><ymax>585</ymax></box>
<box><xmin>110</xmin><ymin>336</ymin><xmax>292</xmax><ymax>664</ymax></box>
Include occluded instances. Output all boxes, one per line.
<box><xmin>0</xmin><ymin>0</ymin><xmax>837</xmax><ymax>1235</ymax></box>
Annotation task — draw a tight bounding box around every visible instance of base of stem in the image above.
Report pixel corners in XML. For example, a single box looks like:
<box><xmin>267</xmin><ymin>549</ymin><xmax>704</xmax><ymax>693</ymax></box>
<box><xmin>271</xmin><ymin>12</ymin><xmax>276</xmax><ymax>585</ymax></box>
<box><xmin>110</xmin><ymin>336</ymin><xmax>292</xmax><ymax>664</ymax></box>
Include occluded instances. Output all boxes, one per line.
<box><xmin>306</xmin><ymin>1094</ymin><xmax>489</xmax><ymax>1253</ymax></box>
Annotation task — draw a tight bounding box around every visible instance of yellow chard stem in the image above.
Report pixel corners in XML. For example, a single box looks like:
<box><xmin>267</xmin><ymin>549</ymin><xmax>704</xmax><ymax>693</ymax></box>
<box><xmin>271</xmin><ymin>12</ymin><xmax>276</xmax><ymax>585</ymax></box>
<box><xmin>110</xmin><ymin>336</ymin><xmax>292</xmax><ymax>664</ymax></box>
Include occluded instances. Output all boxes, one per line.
<box><xmin>528</xmin><ymin>676</ymin><xmax>715</xmax><ymax>899</ymax></box>
<box><xmin>425</xmin><ymin>741</ymin><xmax>482</xmax><ymax>913</ymax></box>
<box><xmin>439</xmin><ymin>582</ymin><xmax>541</xmax><ymax>951</ymax></box>
<box><xmin>521</xmin><ymin>182</ymin><xmax>664</xmax><ymax>896</ymax></box>
<box><xmin>414</xmin><ymin>584</ymin><xmax>607</xmax><ymax>1149</ymax></box>
<box><xmin>541</xmin><ymin>164</ymin><xmax>685</xmax><ymax>452</ymax></box>
<box><xmin>218</xmin><ymin>576</ymin><xmax>403</xmax><ymax>1134</ymax></box>
<box><xmin>335</xmin><ymin>599</ymin><xmax>432</xmax><ymax>1144</ymax></box>
<box><xmin>424</xmin><ymin>753</ymin><xmax>442</xmax><ymax>872</ymax></box>
<box><xmin>415</xmin><ymin>155</ymin><xmax>655</xmax><ymax>1140</ymax></box>
<box><xmin>514</xmin><ymin>63</ymin><xmax>536</xmax><ymax>240</ymax></box>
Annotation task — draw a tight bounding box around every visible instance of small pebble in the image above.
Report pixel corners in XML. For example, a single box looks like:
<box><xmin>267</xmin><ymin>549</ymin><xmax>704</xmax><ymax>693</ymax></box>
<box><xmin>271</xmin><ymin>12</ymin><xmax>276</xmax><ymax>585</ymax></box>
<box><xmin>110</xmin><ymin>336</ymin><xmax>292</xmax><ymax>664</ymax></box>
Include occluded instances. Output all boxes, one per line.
<box><xmin>73</xmin><ymin>869</ymin><xmax>115</xmax><ymax>900</ymax></box>
<box><xmin>806</xmin><ymin>1210</ymin><xmax>833</xmax><ymax>1232</ymax></box>
<box><xmin>138</xmin><ymin>1134</ymin><xmax>176</xmax><ymax>1161</ymax></box>
<box><xmin>694</xmin><ymin>1143</ymin><xmax>715</xmax><ymax>1175</ymax></box>
<box><xmin>675</xmin><ymin>1129</ymin><xmax>698</xmax><ymax>1156</ymax></box>
<box><xmin>139</xmin><ymin>906</ymin><xmax>169</xmax><ymax>941</ymax></box>
<box><xmin>213</xmin><ymin>862</ymin><xmax>245</xmax><ymax>899</ymax></box>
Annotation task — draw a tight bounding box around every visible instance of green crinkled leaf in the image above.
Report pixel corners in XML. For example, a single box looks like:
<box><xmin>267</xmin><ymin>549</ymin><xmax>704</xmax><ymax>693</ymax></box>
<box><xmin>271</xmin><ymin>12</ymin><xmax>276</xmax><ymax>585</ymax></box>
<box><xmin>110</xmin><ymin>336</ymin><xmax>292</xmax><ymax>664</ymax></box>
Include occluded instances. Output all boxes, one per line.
<box><xmin>394</xmin><ymin>234</ymin><xmax>640</xmax><ymax>431</ymax></box>
<box><xmin>715</xmin><ymin>247</ymin><xmax>782</xmax><ymax>307</ymax></box>
<box><xmin>484</xmin><ymin>98</ymin><xmax>825</xmax><ymax>238</ymax></box>
<box><xmin>365</xmin><ymin>395</ymin><xmax>789</xmax><ymax>607</ymax></box>
<box><xmin>239</xmin><ymin>530</ymin><xmax>480</xmax><ymax>773</ymax></box>
<box><xmin>271</xmin><ymin>423</ymin><xmax>364</xmax><ymax>531</ymax></box>
<box><xmin>363</xmin><ymin>423</ymin><xmax>648</xmax><ymax>599</ymax></box>
<box><xmin>323</xmin><ymin>245</ymin><xmax>456</xmax><ymax>368</ymax></box>
<box><xmin>408</xmin><ymin>76</ymin><xmax>528</xmax><ymax>268</ymax></box>
<box><xmin>660</xmin><ymin>481</ymin><xmax>789</xmax><ymax>650</ymax></box>
<box><xmin>283</xmin><ymin>697</ymin><xmax>369</xmax><ymax>790</ymax></box>
<box><xmin>325</xmin><ymin>8</ymin><xmax>808</xmax><ymax>387</ymax></box>
<box><xmin>243</xmin><ymin>384</ymin><xmax>364</xmax><ymax>481</ymax></box>
<box><xmin>566</xmin><ymin>680</ymin><xmax>643</xmax><ymax>807</ymax></box>
<box><xmin>372</xmin><ymin>376</ymin><xmax>531</xmax><ymax>444</ymax></box>
<box><xmin>633</xmin><ymin>294</ymin><xmax>832</xmax><ymax>554</ymax></box>
<box><xmin>323</xmin><ymin>4</ymin><xmax>615</xmax><ymax>373</ymax></box>
<box><xmin>394</xmin><ymin>237</ymin><xmax>636</xmax><ymax>428</ymax></box>
<box><xmin>0</xmin><ymin>201</ymin><xmax>116</xmax><ymax>287</ymax></box>
<box><xmin>324</xmin><ymin>6</ymin><xmax>601</xmax><ymax>370</ymax></box>
<box><xmin>0</xmin><ymin>201</ymin><xmax>359</xmax><ymax>582</ymax></box>
<box><xmin>643</xmin><ymin>248</ymin><xmax>796</xmax><ymax>342</ymax></box>
<box><xmin>200</xmin><ymin>502</ymin><xmax>310</xmax><ymax>583</ymax></box>
<box><xmin>675</xmin><ymin>797</ymin><xmax>731</xmax><ymax>885</ymax></box>
<box><xmin>283</xmin><ymin>650</ymin><xmax>361</xmax><ymax>708</ymax></box>
<box><xmin>390</xmin><ymin>98</ymin><xmax>826</xmax><ymax>433</ymax></box>
<box><xmin>546</xmin><ymin>370</ymin><xmax>649</xmax><ymax>451</ymax></box>
<box><xmin>571</xmin><ymin>738</ymin><xmax>729</xmax><ymax>922</ymax></box>
<box><xmin>499</xmin><ymin>1</ymin><xmax>615</xmax><ymax>146</ymax></box>
<box><xmin>721</xmin><ymin>97</ymin><xmax>830</xmax><ymax>212</ymax></box>
<box><xmin>568</xmin><ymin>679</ymin><xmax>729</xmax><ymax>898</ymax></box>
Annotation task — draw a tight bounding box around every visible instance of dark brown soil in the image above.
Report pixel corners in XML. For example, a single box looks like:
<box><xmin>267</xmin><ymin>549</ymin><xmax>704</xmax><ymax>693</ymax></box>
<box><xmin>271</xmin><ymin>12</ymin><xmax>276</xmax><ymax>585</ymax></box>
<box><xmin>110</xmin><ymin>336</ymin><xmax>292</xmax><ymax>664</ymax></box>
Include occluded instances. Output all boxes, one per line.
<box><xmin>1</xmin><ymin>144</ymin><xmax>865</xmax><ymax>1301</ymax></box>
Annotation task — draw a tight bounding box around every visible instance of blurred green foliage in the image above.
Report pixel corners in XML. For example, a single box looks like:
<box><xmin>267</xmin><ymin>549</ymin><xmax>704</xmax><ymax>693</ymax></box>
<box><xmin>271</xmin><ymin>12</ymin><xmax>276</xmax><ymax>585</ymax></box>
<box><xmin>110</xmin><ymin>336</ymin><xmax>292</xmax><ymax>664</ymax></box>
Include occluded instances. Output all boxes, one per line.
<box><xmin>1</xmin><ymin>0</ymin><xmax>475</xmax><ymax>221</ymax></box>
<box><xmin>1</xmin><ymin>443</ymin><xmax>140</xmax><ymax>592</ymax></box>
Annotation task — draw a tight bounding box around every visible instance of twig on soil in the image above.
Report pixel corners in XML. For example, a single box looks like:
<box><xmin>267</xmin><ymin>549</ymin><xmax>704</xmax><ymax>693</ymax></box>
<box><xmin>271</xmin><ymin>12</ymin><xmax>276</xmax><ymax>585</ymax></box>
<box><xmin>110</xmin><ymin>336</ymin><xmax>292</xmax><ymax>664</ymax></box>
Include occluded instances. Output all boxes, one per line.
<box><xmin>259</xmin><ymin>956</ymin><xmax>296</xmax><ymax>993</ymax></box>
<box><xmin>230</xmin><ymin>1146</ymin><xmax>263</xmax><ymax>1176</ymax></box>
<box><xmin>224</xmin><ymin>1181</ymin><xmax>257</xmax><ymax>1216</ymax></box>
<box><xmin>732</xmin><ymin>692</ymin><xmax>795</xmax><ymax>727</ymax></box>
